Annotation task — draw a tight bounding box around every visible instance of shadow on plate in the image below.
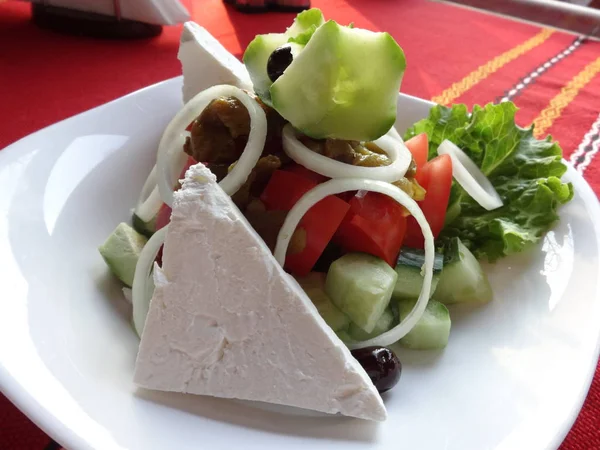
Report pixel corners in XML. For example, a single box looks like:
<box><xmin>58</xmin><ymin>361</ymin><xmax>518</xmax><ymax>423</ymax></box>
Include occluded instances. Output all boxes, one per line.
<box><xmin>133</xmin><ymin>387</ymin><xmax>380</xmax><ymax>442</ymax></box>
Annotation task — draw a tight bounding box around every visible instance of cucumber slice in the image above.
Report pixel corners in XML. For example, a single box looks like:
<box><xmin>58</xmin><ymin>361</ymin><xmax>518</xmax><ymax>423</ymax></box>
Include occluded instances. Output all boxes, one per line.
<box><xmin>285</xmin><ymin>8</ymin><xmax>325</xmax><ymax>42</ymax></box>
<box><xmin>398</xmin><ymin>299</ymin><xmax>451</xmax><ymax>350</ymax></box>
<box><xmin>271</xmin><ymin>20</ymin><xmax>406</xmax><ymax>141</ymax></box>
<box><xmin>243</xmin><ymin>9</ymin><xmax>325</xmax><ymax>105</ymax></box>
<box><xmin>435</xmin><ymin>238</ymin><xmax>493</xmax><ymax>305</ymax></box>
<box><xmin>325</xmin><ymin>253</ymin><xmax>397</xmax><ymax>333</ymax></box>
<box><xmin>348</xmin><ymin>307</ymin><xmax>395</xmax><ymax>341</ymax></box>
<box><xmin>243</xmin><ymin>33</ymin><xmax>288</xmax><ymax>103</ymax></box>
<box><xmin>296</xmin><ymin>273</ymin><xmax>350</xmax><ymax>332</ymax></box>
<box><xmin>98</xmin><ymin>223</ymin><xmax>148</xmax><ymax>287</ymax></box>
<box><xmin>132</xmin><ymin>212</ymin><xmax>157</xmax><ymax>238</ymax></box>
<box><xmin>393</xmin><ymin>247</ymin><xmax>444</xmax><ymax>300</ymax></box>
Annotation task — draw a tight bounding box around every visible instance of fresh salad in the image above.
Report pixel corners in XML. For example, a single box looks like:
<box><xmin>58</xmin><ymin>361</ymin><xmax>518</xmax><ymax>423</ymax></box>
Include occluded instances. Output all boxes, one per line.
<box><xmin>99</xmin><ymin>9</ymin><xmax>573</xmax><ymax>405</ymax></box>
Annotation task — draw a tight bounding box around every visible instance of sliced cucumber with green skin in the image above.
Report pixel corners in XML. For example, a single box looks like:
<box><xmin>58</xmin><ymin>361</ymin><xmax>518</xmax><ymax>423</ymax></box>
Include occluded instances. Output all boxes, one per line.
<box><xmin>393</xmin><ymin>247</ymin><xmax>444</xmax><ymax>300</ymax></box>
<box><xmin>296</xmin><ymin>273</ymin><xmax>350</xmax><ymax>332</ymax></box>
<box><xmin>98</xmin><ymin>223</ymin><xmax>148</xmax><ymax>287</ymax></box>
<box><xmin>285</xmin><ymin>8</ymin><xmax>325</xmax><ymax>41</ymax></box>
<box><xmin>243</xmin><ymin>33</ymin><xmax>288</xmax><ymax>103</ymax></box>
<box><xmin>348</xmin><ymin>307</ymin><xmax>395</xmax><ymax>341</ymax></box>
<box><xmin>325</xmin><ymin>253</ymin><xmax>397</xmax><ymax>333</ymax></box>
<box><xmin>132</xmin><ymin>212</ymin><xmax>157</xmax><ymax>238</ymax></box>
<box><xmin>271</xmin><ymin>19</ymin><xmax>406</xmax><ymax>141</ymax></box>
<box><xmin>398</xmin><ymin>299</ymin><xmax>451</xmax><ymax>350</ymax></box>
<box><xmin>243</xmin><ymin>9</ymin><xmax>325</xmax><ymax>105</ymax></box>
<box><xmin>435</xmin><ymin>238</ymin><xmax>493</xmax><ymax>305</ymax></box>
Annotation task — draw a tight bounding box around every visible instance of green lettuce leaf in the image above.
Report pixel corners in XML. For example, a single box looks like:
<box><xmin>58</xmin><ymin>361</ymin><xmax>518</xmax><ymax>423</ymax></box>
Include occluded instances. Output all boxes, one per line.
<box><xmin>405</xmin><ymin>102</ymin><xmax>574</xmax><ymax>262</ymax></box>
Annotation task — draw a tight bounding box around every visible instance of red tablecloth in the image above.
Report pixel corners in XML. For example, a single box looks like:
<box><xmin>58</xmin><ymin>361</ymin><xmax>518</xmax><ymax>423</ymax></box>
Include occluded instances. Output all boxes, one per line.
<box><xmin>0</xmin><ymin>0</ymin><xmax>598</xmax><ymax>448</ymax></box>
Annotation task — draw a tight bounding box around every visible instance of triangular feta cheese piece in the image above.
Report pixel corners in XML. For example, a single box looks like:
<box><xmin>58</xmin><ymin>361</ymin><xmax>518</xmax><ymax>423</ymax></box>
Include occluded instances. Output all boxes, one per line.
<box><xmin>134</xmin><ymin>164</ymin><xmax>387</xmax><ymax>421</ymax></box>
<box><xmin>178</xmin><ymin>22</ymin><xmax>253</xmax><ymax>103</ymax></box>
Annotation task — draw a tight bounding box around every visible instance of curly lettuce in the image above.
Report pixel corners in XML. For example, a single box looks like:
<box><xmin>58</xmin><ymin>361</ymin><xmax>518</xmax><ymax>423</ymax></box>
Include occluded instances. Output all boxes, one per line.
<box><xmin>405</xmin><ymin>102</ymin><xmax>574</xmax><ymax>262</ymax></box>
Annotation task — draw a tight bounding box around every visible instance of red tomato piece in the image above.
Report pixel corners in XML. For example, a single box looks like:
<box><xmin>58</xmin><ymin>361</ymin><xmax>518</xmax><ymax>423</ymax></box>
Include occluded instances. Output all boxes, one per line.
<box><xmin>260</xmin><ymin>169</ymin><xmax>350</xmax><ymax>276</ymax></box>
<box><xmin>334</xmin><ymin>192</ymin><xmax>407</xmax><ymax>266</ymax></box>
<box><xmin>285</xmin><ymin>164</ymin><xmax>329</xmax><ymax>184</ymax></box>
<box><xmin>155</xmin><ymin>203</ymin><xmax>172</xmax><ymax>231</ymax></box>
<box><xmin>404</xmin><ymin>154</ymin><xmax>453</xmax><ymax>248</ymax></box>
<box><xmin>260</xmin><ymin>170</ymin><xmax>318</xmax><ymax>210</ymax></box>
<box><xmin>405</xmin><ymin>133</ymin><xmax>429</xmax><ymax>185</ymax></box>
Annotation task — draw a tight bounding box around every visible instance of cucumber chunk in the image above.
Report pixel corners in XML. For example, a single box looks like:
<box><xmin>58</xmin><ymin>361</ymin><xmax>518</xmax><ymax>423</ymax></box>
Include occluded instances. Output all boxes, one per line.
<box><xmin>271</xmin><ymin>19</ymin><xmax>406</xmax><ymax>141</ymax></box>
<box><xmin>348</xmin><ymin>308</ymin><xmax>395</xmax><ymax>341</ymax></box>
<box><xmin>393</xmin><ymin>247</ymin><xmax>444</xmax><ymax>300</ymax></box>
<box><xmin>296</xmin><ymin>273</ymin><xmax>350</xmax><ymax>332</ymax></box>
<box><xmin>325</xmin><ymin>253</ymin><xmax>397</xmax><ymax>333</ymax></box>
<box><xmin>398</xmin><ymin>299</ymin><xmax>451</xmax><ymax>350</ymax></box>
<box><xmin>435</xmin><ymin>238</ymin><xmax>493</xmax><ymax>305</ymax></box>
<box><xmin>98</xmin><ymin>223</ymin><xmax>148</xmax><ymax>287</ymax></box>
<box><xmin>336</xmin><ymin>329</ymin><xmax>353</xmax><ymax>343</ymax></box>
<box><xmin>132</xmin><ymin>212</ymin><xmax>156</xmax><ymax>238</ymax></box>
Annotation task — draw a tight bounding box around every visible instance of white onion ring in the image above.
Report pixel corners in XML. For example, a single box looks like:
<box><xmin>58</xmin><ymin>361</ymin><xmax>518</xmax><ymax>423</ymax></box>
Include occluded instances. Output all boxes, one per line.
<box><xmin>437</xmin><ymin>140</ymin><xmax>503</xmax><ymax>211</ymax></box>
<box><xmin>386</xmin><ymin>125</ymin><xmax>403</xmax><ymax>143</ymax></box>
<box><xmin>132</xmin><ymin>226</ymin><xmax>167</xmax><ymax>337</ymax></box>
<box><xmin>156</xmin><ymin>85</ymin><xmax>267</xmax><ymax>207</ymax></box>
<box><xmin>134</xmin><ymin>165</ymin><xmax>163</xmax><ymax>222</ymax></box>
<box><xmin>282</xmin><ymin>124</ymin><xmax>412</xmax><ymax>182</ymax></box>
<box><xmin>273</xmin><ymin>178</ymin><xmax>434</xmax><ymax>349</ymax></box>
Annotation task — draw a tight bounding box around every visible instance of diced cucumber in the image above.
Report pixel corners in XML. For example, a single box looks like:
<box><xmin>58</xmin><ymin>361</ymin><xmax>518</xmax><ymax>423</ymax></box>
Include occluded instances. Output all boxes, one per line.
<box><xmin>336</xmin><ymin>329</ymin><xmax>353</xmax><ymax>343</ymax></box>
<box><xmin>296</xmin><ymin>273</ymin><xmax>350</xmax><ymax>332</ymax></box>
<box><xmin>435</xmin><ymin>238</ymin><xmax>492</xmax><ymax>305</ymax></box>
<box><xmin>398</xmin><ymin>299</ymin><xmax>451</xmax><ymax>350</ymax></box>
<box><xmin>348</xmin><ymin>307</ymin><xmax>395</xmax><ymax>341</ymax></box>
<box><xmin>132</xmin><ymin>212</ymin><xmax>156</xmax><ymax>238</ymax></box>
<box><xmin>393</xmin><ymin>247</ymin><xmax>444</xmax><ymax>300</ymax></box>
<box><xmin>98</xmin><ymin>223</ymin><xmax>148</xmax><ymax>287</ymax></box>
<box><xmin>325</xmin><ymin>253</ymin><xmax>397</xmax><ymax>333</ymax></box>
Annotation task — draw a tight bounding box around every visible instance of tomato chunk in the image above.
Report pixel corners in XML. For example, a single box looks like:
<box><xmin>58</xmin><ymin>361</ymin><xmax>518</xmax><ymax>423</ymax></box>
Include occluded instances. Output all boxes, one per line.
<box><xmin>260</xmin><ymin>169</ymin><xmax>349</xmax><ymax>276</ymax></box>
<box><xmin>404</xmin><ymin>154</ymin><xmax>453</xmax><ymax>247</ymax></box>
<box><xmin>285</xmin><ymin>163</ymin><xmax>329</xmax><ymax>184</ymax></box>
<box><xmin>405</xmin><ymin>133</ymin><xmax>429</xmax><ymax>184</ymax></box>
<box><xmin>334</xmin><ymin>191</ymin><xmax>407</xmax><ymax>266</ymax></box>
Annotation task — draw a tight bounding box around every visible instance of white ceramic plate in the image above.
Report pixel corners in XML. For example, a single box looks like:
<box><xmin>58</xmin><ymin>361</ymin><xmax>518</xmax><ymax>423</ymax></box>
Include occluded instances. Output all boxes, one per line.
<box><xmin>1</xmin><ymin>77</ymin><xmax>599</xmax><ymax>450</ymax></box>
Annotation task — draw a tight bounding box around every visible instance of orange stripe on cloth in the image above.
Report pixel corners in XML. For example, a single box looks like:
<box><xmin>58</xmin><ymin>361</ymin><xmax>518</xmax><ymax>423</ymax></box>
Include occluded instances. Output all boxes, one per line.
<box><xmin>532</xmin><ymin>56</ymin><xmax>600</xmax><ymax>139</ymax></box>
<box><xmin>431</xmin><ymin>28</ymin><xmax>554</xmax><ymax>106</ymax></box>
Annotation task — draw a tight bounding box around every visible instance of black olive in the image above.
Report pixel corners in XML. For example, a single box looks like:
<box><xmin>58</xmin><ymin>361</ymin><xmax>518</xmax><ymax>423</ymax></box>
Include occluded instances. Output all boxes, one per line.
<box><xmin>351</xmin><ymin>346</ymin><xmax>401</xmax><ymax>393</ymax></box>
<box><xmin>267</xmin><ymin>46</ymin><xmax>293</xmax><ymax>82</ymax></box>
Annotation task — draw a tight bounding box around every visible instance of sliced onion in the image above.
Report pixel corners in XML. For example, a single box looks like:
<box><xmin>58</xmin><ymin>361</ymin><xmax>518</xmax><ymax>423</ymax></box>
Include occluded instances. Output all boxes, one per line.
<box><xmin>273</xmin><ymin>178</ymin><xmax>435</xmax><ymax>349</ymax></box>
<box><xmin>156</xmin><ymin>85</ymin><xmax>267</xmax><ymax>207</ymax></box>
<box><xmin>438</xmin><ymin>139</ymin><xmax>503</xmax><ymax>211</ymax></box>
<box><xmin>386</xmin><ymin>125</ymin><xmax>403</xmax><ymax>143</ymax></box>
<box><xmin>132</xmin><ymin>226</ymin><xmax>167</xmax><ymax>337</ymax></box>
<box><xmin>134</xmin><ymin>166</ymin><xmax>163</xmax><ymax>222</ymax></box>
<box><xmin>157</xmin><ymin>135</ymin><xmax>188</xmax><ymax>208</ymax></box>
<box><xmin>282</xmin><ymin>124</ymin><xmax>412</xmax><ymax>182</ymax></box>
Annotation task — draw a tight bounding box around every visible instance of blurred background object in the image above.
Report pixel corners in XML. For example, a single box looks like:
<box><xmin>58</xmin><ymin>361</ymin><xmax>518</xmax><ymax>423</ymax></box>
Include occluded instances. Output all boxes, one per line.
<box><xmin>439</xmin><ymin>0</ymin><xmax>600</xmax><ymax>38</ymax></box>
<box><xmin>27</xmin><ymin>0</ymin><xmax>190</xmax><ymax>38</ymax></box>
<box><xmin>225</xmin><ymin>0</ymin><xmax>310</xmax><ymax>13</ymax></box>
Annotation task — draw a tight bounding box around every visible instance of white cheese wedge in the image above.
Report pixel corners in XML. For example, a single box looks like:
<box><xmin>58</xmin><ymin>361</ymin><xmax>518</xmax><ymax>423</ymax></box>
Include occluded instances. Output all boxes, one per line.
<box><xmin>134</xmin><ymin>164</ymin><xmax>387</xmax><ymax>421</ymax></box>
<box><xmin>178</xmin><ymin>22</ymin><xmax>253</xmax><ymax>103</ymax></box>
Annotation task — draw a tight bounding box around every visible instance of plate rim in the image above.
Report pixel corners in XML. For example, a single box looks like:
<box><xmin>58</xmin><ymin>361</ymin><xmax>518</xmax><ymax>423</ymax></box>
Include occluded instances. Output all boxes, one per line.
<box><xmin>1</xmin><ymin>76</ymin><xmax>599</xmax><ymax>450</ymax></box>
